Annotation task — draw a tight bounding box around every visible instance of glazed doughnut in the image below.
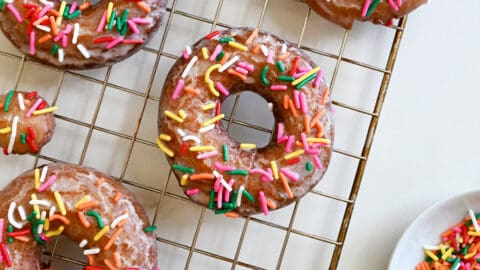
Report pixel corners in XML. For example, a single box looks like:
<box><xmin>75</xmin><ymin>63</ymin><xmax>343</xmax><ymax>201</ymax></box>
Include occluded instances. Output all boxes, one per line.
<box><xmin>305</xmin><ymin>0</ymin><xmax>427</xmax><ymax>29</ymax></box>
<box><xmin>0</xmin><ymin>0</ymin><xmax>166</xmax><ymax>69</ymax></box>
<box><xmin>0</xmin><ymin>163</ymin><xmax>158</xmax><ymax>269</ymax></box>
<box><xmin>0</xmin><ymin>90</ymin><xmax>55</xmax><ymax>155</ymax></box>
<box><xmin>157</xmin><ymin>28</ymin><xmax>334</xmax><ymax>216</ymax></box>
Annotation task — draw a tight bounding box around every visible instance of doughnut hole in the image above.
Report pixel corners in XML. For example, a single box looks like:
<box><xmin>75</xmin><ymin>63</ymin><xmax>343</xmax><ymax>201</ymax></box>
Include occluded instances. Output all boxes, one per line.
<box><xmin>220</xmin><ymin>91</ymin><xmax>275</xmax><ymax>149</ymax></box>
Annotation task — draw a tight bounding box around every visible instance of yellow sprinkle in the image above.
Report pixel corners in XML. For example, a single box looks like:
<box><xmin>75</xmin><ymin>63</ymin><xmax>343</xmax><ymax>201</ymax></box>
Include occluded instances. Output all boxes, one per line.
<box><xmin>201</xmin><ymin>47</ymin><xmax>209</xmax><ymax>59</ymax></box>
<box><xmin>74</xmin><ymin>195</ymin><xmax>91</xmax><ymax>208</ymax></box>
<box><xmin>56</xmin><ymin>1</ymin><xmax>66</xmax><ymax>25</ymax></box>
<box><xmin>201</xmin><ymin>103</ymin><xmax>216</xmax><ymax>111</ymax></box>
<box><xmin>205</xmin><ymin>64</ymin><xmax>221</xmax><ymax>83</ymax></box>
<box><xmin>34</xmin><ymin>168</ymin><xmax>40</xmax><ymax>190</ymax></box>
<box><xmin>180</xmin><ymin>174</ymin><xmax>189</xmax><ymax>186</ymax></box>
<box><xmin>202</xmin><ymin>114</ymin><xmax>224</xmax><ymax>127</ymax></box>
<box><xmin>178</xmin><ymin>109</ymin><xmax>187</xmax><ymax>120</ymax></box>
<box><xmin>228</xmin><ymin>41</ymin><xmax>248</xmax><ymax>51</ymax></box>
<box><xmin>159</xmin><ymin>134</ymin><xmax>171</xmax><ymax>141</ymax></box>
<box><xmin>292</xmin><ymin>67</ymin><xmax>320</xmax><ymax>86</ymax></box>
<box><xmin>441</xmin><ymin>247</ymin><xmax>454</xmax><ymax>260</ymax></box>
<box><xmin>465</xmin><ymin>252</ymin><xmax>476</xmax><ymax>259</ymax></box>
<box><xmin>32</xmin><ymin>106</ymin><xmax>58</xmax><ymax>115</ymax></box>
<box><xmin>94</xmin><ymin>225</ymin><xmax>110</xmax><ymax>241</ymax></box>
<box><xmin>45</xmin><ymin>226</ymin><xmax>64</xmax><ymax>237</ymax></box>
<box><xmin>54</xmin><ymin>191</ymin><xmax>67</xmax><ymax>216</ymax></box>
<box><xmin>424</xmin><ymin>249</ymin><xmax>439</xmax><ymax>261</ymax></box>
<box><xmin>164</xmin><ymin>110</ymin><xmax>184</xmax><ymax>123</ymax></box>
<box><xmin>240</xmin><ymin>143</ymin><xmax>256</xmax><ymax>150</ymax></box>
<box><xmin>31</xmin><ymin>194</ymin><xmax>40</xmax><ymax>219</ymax></box>
<box><xmin>44</xmin><ymin>218</ymin><xmax>50</xmax><ymax>231</ymax></box>
<box><xmin>0</xmin><ymin>127</ymin><xmax>11</xmax><ymax>134</ymax></box>
<box><xmin>468</xmin><ymin>231</ymin><xmax>480</xmax><ymax>236</ymax></box>
<box><xmin>189</xmin><ymin>145</ymin><xmax>215</xmax><ymax>152</ymax></box>
<box><xmin>207</xmin><ymin>81</ymin><xmax>220</xmax><ymax>97</ymax></box>
<box><xmin>306</xmin><ymin>138</ymin><xmax>331</xmax><ymax>144</ymax></box>
<box><xmin>156</xmin><ymin>138</ymin><xmax>174</xmax><ymax>157</ymax></box>
<box><xmin>270</xmin><ymin>161</ymin><xmax>279</xmax><ymax>180</ymax></box>
<box><xmin>106</xmin><ymin>2</ymin><xmax>113</xmax><ymax>23</ymax></box>
<box><xmin>284</xmin><ymin>150</ymin><xmax>305</xmax><ymax>160</ymax></box>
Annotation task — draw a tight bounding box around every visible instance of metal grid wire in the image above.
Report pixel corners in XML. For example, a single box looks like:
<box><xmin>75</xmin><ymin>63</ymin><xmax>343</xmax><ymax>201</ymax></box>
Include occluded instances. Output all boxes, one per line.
<box><xmin>0</xmin><ymin>0</ymin><xmax>407</xmax><ymax>269</ymax></box>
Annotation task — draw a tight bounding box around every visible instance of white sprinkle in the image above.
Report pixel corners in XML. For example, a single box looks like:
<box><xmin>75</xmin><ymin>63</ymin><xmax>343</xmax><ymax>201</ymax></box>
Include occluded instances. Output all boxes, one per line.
<box><xmin>77</xmin><ymin>44</ymin><xmax>90</xmax><ymax>59</ymax></box>
<box><xmin>111</xmin><ymin>213</ymin><xmax>129</xmax><ymax>228</ymax></box>
<box><xmin>220</xmin><ymin>178</ymin><xmax>232</xmax><ymax>192</ymax></box>
<box><xmin>8</xmin><ymin>202</ymin><xmax>22</xmax><ymax>229</ymax></box>
<box><xmin>237</xmin><ymin>185</ymin><xmax>245</xmax><ymax>207</ymax></box>
<box><xmin>7</xmin><ymin>116</ymin><xmax>19</xmax><ymax>154</ymax></box>
<box><xmin>177</xmin><ymin>128</ymin><xmax>186</xmax><ymax>137</ymax></box>
<box><xmin>199</xmin><ymin>124</ymin><xmax>215</xmax><ymax>133</ymax></box>
<box><xmin>17</xmin><ymin>206</ymin><xmax>26</xmax><ymax>221</ymax></box>
<box><xmin>39</xmin><ymin>0</ymin><xmax>54</xmax><ymax>6</ymax></box>
<box><xmin>181</xmin><ymin>55</ymin><xmax>198</xmax><ymax>79</ymax></box>
<box><xmin>35</xmin><ymin>25</ymin><xmax>51</xmax><ymax>33</ymax></box>
<box><xmin>281</xmin><ymin>43</ymin><xmax>287</xmax><ymax>54</ymax></box>
<box><xmin>72</xmin><ymin>23</ymin><xmax>79</xmax><ymax>44</ymax></box>
<box><xmin>83</xmin><ymin>248</ymin><xmax>101</xmax><ymax>255</ymax></box>
<box><xmin>39</xmin><ymin>166</ymin><xmax>48</xmax><ymax>183</ymax></box>
<box><xmin>29</xmin><ymin>199</ymin><xmax>51</xmax><ymax>207</ymax></box>
<box><xmin>423</xmin><ymin>245</ymin><xmax>440</xmax><ymax>250</ymax></box>
<box><xmin>260</xmin><ymin>45</ymin><xmax>269</xmax><ymax>56</ymax></box>
<box><xmin>38</xmin><ymin>211</ymin><xmax>46</xmax><ymax>234</ymax></box>
<box><xmin>79</xmin><ymin>239</ymin><xmax>88</xmax><ymax>248</ymax></box>
<box><xmin>58</xmin><ymin>48</ymin><xmax>64</xmax><ymax>63</ymax></box>
<box><xmin>267</xmin><ymin>103</ymin><xmax>273</xmax><ymax>111</ymax></box>
<box><xmin>49</xmin><ymin>205</ymin><xmax>56</xmax><ymax>217</ymax></box>
<box><xmin>469</xmin><ymin>209</ymin><xmax>480</xmax><ymax>232</ymax></box>
<box><xmin>183</xmin><ymin>135</ymin><xmax>201</xmax><ymax>144</ymax></box>
<box><xmin>219</xmin><ymin>55</ymin><xmax>239</xmax><ymax>73</ymax></box>
<box><xmin>17</xmin><ymin>93</ymin><xmax>25</xmax><ymax>111</ymax></box>
<box><xmin>184</xmin><ymin>45</ymin><xmax>192</xmax><ymax>55</ymax></box>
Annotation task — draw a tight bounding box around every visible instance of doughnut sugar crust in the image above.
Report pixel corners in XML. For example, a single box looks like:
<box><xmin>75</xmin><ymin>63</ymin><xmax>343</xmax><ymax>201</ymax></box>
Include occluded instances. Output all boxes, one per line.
<box><xmin>158</xmin><ymin>28</ymin><xmax>334</xmax><ymax>216</ymax></box>
<box><xmin>305</xmin><ymin>0</ymin><xmax>427</xmax><ymax>29</ymax></box>
<box><xmin>0</xmin><ymin>163</ymin><xmax>158</xmax><ymax>269</ymax></box>
<box><xmin>0</xmin><ymin>90</ymin><xmax>55</xmax><ymax>155</ymax></box>
<box><xmin>0</xmin><ymin>0</ymin><xmax>166</xmax><ymax>69</ymax></box>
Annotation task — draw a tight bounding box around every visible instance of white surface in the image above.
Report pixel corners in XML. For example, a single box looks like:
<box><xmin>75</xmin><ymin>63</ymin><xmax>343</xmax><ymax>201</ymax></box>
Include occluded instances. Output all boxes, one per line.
<box><xmin>388</xmin><ymin>189</ymin><xmax>480</xmax><ymax>270</ymax></box>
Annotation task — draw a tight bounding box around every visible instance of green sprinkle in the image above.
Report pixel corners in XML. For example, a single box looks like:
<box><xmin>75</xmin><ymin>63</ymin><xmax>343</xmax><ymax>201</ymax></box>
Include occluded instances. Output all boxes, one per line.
<box><xmin>214</xmin><ymin>208</ymin><xmax>235</xmax><ymax>215</ymax></box>
<box><xmin>120</xmin><ymin>23</ymin><xmax>128</xmax><ymax>36</ymax></box>
<box><xmin>222</xmin><ymin>144</ymin><xmax>228</xmax><ymax>161</ymax></box>
<box><xmin>50</xmin><ymin>44</ymin><xmax>59</xmax><ymax>56</ymax></box>
<box><xmin>219</xmin><ymin>37</ymin><xmax>234</xmax><ymax>43</ymax></box>
<box><xmin>222</xmin><ymin>202</ymin><xmax>236</xmax><ymax>209</ymax></box>
<box><xmin>34</xmin><ymin>235</ymin><xmax>46</xmax><ymax>245</ymax></box>
<box><xmin>242</xmin><ymin>189</ymin><xmax>255</xmax><ymax>202</ymax></box>
<box><xmin>31</xmin><ymin>219</ymin><xmax>44</xmax><ymax>235</ymax></box>
<box><xmin>3</xmin><ymin>90</ymin><xmax>14</xmax><ymax>112</ymax></box>
<box><xmin>305</xmin><ymin>161</ymin><xmax>313</xmax><ymax>171</ymax></box>
<box><xmin>172</xmin><ymin>164</ymin><xmax>195</xmax><ymax>174</ymax></box>
<box><xmin>63</xmin><ymin>5</ymin><xmax>70</xmax><ymax>16</ymax></box>
<box><xmin>450</xmin><ymin>258</ymin><xmax>460</xmax><ymax>270</ymax></box>
<box><xmin>27</xmin><ymin>211</ymin><xmax>38</xmax><ymax>222</ymax></box>
<box><xmin>20</xmin><ymin>133</ymin><xmax>26</xmax><ymax>144</ymax></box>
<box><xmin>66</xmin><ymin>10</ymin><xmax>81</xmax><ymax>20</ymax></box>
<box><xmin>208</xmin><ymin>189</ymin><xmax>215</xmax><ymax>209</ymax></box>
<box><xmin>366</xmin><ymin>0</ymin><xmax>381</xmax><ymax>17</ymax></box>
<box><xmin>276</xmin><ymin>61</ymin><xmax>285</xmax><ymax>72</ymax></box>
<box><xmin>7</xmin><ymin>237</ymin><xmax>13</xmax><ymax>243</ymax></box>
<box><xmin>230</xmin><ymin>190</ymin><xmax>239</xmax><ymax>204</ymax></box>
<box><xmin>7</xmin><ymin>225</ymin><xmax>12</xmax><ymax>233</ymax></box>
<box><xmin>477</xmin><ymin>257</ymin><xmax>480</xmax><ymax>263</ymax></box>
<box><xmin>278</xmin><ymin>75</ymin><xmax>295</xmax><ymax>82</ymax></box>
<box><xmin>295</xmin><ymin>73</ymin><xmax>317</xmax><ymax>90</ymax></box>
<box><xmin>144</xmin><ymin>225</ymin><xmax>157</xmax><ymax>232</ymax></box>
<box><xmin>226</xmin><ymin>170</ymin><xmax>248</xmax><ymax>176</ymax></box>
<box><xmin>0</xmin><ymin>0</ymin><xmax>6</xmax><ymax>10</ymax></box>
<box><xmin>462</xmin><ymin>244</ymin><xmax>470</xmax><ymax>255</ymax></box>
<box><xmin>107</xmin><ymin>11</ymin><xmax>116</xmax><ymax>31</ymax></box>
<box><xmin>87</xmin><ymin>210</ymin><xmax>104</xmax><ymax>229</ymax></box>
<box><xmin>216</xmin><ymin>51</ymin><xmax>225</xmax><ymax>61</ymax></box>
<box><xmin>118</xmin><ymin>8</ymin><xmax>129</xmax><ymax>31</ymax></box>
<box><xmin>260</xmin><ymin>66</ymin><xmax>270</xmax><ymax>86</ymax></box>
<box><xmin>445</xmin><ymin>257</ymin><xmax>456</xmax><ymax>263</ymax></box>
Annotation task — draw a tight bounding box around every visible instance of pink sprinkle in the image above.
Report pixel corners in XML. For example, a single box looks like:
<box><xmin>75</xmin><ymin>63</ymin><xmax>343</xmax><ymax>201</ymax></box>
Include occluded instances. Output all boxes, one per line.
<box><xmin>298</xmin><ymin>66</ymin><xmax>311</xmax><ymax>72</ymax></box>
<box><xmin>270</xmin><ymin>85</ymin><xmax>287</xmax><ymax>91</ymax></box>
<box><xmin>258</xmin><ymin>191</ymin><xmax>268</xmax><ymax>216</ymax></box>
<box><xmin>61</xmin><ymin>35</ymin><xmax>68</xmax><ymax>48</ymax></box>
<box><xmin>63</xmin><ymin>23</ymin><xmax>73</xmax><ymax>34</ymax></box>
<box><xmin>172</xmin><ymin>79</ymin><xmax>184</xmax><ymax>99</ymax></box>
<box><xmin>40</xmin><ymin>235</ymin><xmax>50</xmax><ymax>241</ymax></box>
<box><xmin>361</xmin><ymin>0</ymin><xmax>372</xmax><ymax>17</ymax></box>
<box><xmin>54</xmin><ymin>31</ymin><xmax>65</xmax><ymax>42</ymax></box>
<box><xmin>7</xmin><ymin>4</ymin><xmax>22</xmax><ymax>23</ymax></box>
<box><xmin>38</xmin><ymin>175</ymin><xmax>56</xmax><ymax>192</ymax></box>
<box><xmin>387</xmin><ymin>0</ymin><xmax>399</xmax><ymax>11</ymax></box>
<box><xmin>209</xmin><ymin>45</ymin><xmax>222</xmax><ymax>62</ymax></box>
<box><xmin>267</xmin><ymin>50</ymin><xmax>274</xmax><ymax>64</ymax></box>
<box><xmin>278</xmin><ymin>136</ymin><xmax>288</xmax><ymax>143</ymax></box>
<box><xmin>306</xmin><ymin>149</ymin><xmax>320</xmax><ymax>155</ymax></box>
<box><xmin>214</xmin><ymin>82</ymin><xmax>229</xmax><ymax>96</ymax></box>
<box><xmin>453</xmin><ymin>227</ymin><xmax>462</xmax><ymax>233</ymax></box>
<box><xmin>131</xmin><ymin>17</ymin><xmax>151</xmax><ymax>24</ymax></box>
<box><xmin>38</xmin><ymin>5</ymin><xmax>51</xmax><ymax>18</ymax></box>
<box><xmin>29</xmin><ymin>31</ymin><xmax>35</xmax><ymax>55</ymax></box>
<box><xmin>396</xmin><ymin>0</ymin><xmax>402</xmax><ymax>6</ymax></box>
<box><xmin>186</xmin><ymin>188</ymin><xmax>199</xmax><ymax>196</ymax></box>
<box><xmin>250</xmin><ymin>168</ymin><xmax>273</xmax><ymax>181</ymax></box>
<box><xmin>196</xmin><ymin>150</ymin><xmax>218</xmax><ymax>159</ymax></box>
<box><xmin>69</xmin><ymin>1</ymin><xmax>77</xmax><ymax>13</ymax></box>
<box><xmin>123</xmin><ymin>39</ymin><xmax>144</xmax><ymax>44</ymax></box>
<box><xmin>213</xmin><ymin>178</ymin><xmax>221</xmax><ymax>192</ymax></box>
<box><xmin>235</xmin><ymin>66</ymin><xmax>248</xmax><ymax>75</ymax></box>
<box><xmin>0</xmin><ymin>219</ymin><xmax>4</xmax><ymax>243</ymax></box>
<box><xmin>293</xmin><ymin>71</ymin><xmax>307</xmax><ymax>79</ymax></box>
<box><xmin>301</xmin><ymin>133</ymin><xmax>309</xmax><ymax>151</ymax></box>
<box><xmin>280</xmin><ymin>168</ymin><xmax>300</xmax><ymax>182</ymax></box>
<box><xmin>262</xmin><ymin>168</ymin><xmax>273</xmax><ymax>182</ymax></box>
<box><xmin>313</xmin><ymin>70</ymin><xmax>323</xmax><ymax>88</ymax></box>
<box><xmin>285</xmin><ymin>135</ymin><xmax>295</xmax><ymax>153</ymax></box>
<box><xmin>182</xmin><ymin>49</ymin><xmax>189</xmax><ymax>60</ymax></box>
<box><xmin>238</xmin><ymin>61</ymin><xmax>254</xmax><ymax>72</ymax></box>
<box><xmin>299</xmin><ymin>92</ymin><xmax>308</xmax><ymax>115</ymax></box>
<box><xmin>224</xmin><ymin>179</ymin><xmax>235</xmax><ymax>202</ymax></box>
<box><xmin>97</xmin><ymin>11</ymin><xmax>107</xmax><ymax>33</ymax></box>
<box><xmin>213</xmin><ymin>162</ymin><xmax>235</xmax><ymax>172</ymax></box>
<box><xmin>26</xmin><ymin>98</ymin><xmax>43</xmax><ymax>118</ymax></box>
<box><xmin>106</xmin><ymin>37</ymin><xmax>124</xmax><ymax>49</ymax></box>
<box><xmin>217</xmin><ymin>185</ymin><xmax>223</xmax><ymax>208</ymax></box>
<box><xmin>277</xmin><ymin>122</ymin><xmax>284</xmax><ymax>142</ymax></box>
<box><xmin>127</xmin><ymin>19</ymin><xmax>139</xmax><ymax>34</ymax></box>
<box><xmin>293</xmin><ymin>90</ymin><xmax>300</xmax><ymax>109</ymax></box>
<box><xmin>312</xmin><ymin>155</ymin><xmax>323</xmax><ymax>169</ymax></box>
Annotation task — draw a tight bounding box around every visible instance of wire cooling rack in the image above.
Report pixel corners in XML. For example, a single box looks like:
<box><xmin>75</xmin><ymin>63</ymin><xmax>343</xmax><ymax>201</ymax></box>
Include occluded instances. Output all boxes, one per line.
<box><xmin>0</xmin><ymin>0</ymin><xmax>408</xmax><ymax>269</ymax></box>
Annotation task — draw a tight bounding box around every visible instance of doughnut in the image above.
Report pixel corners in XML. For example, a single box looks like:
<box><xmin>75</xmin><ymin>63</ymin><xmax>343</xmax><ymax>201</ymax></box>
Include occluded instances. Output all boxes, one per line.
<box><xmin>305</xmin><ymin>0</ymin><xmax>427</xmax><ymax>29</ymax></box>
<box><xmin>0</xmin><ymin>163</ymin><xmax>158</xmax><ymax>269</ymax></box>
<box><xmin>0</xmin><ymin>90</ymin><xmax>55</xmax><ymax>155</ymax></box>
<box><xmin>157</xmin><ymin>28</ymin><xmax>334</xmax><ymax>216</ymax></box>
<box><xmin>0</xmin><ymin>0</ymin><xmax>166</xmax><ymax>69</ymax></box>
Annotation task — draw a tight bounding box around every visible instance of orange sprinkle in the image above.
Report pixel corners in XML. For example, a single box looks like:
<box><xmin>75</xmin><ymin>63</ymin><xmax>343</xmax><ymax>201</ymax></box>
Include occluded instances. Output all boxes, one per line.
<box><xmin>245</xmin><ymin>28</ymin><xmax>258</xmax><ymax>45</ymax></box>
<box><xmin>77</xmin><ymin>200</ymin><xmax>99</xmax><ymax>210</ymax></box>
<box><xmin>227</xmin><ymin>68</ymin><xmax>247</xmax><ymax>81</ymax></box>
<box><xmin>104</xmin><ymin>258</ymin><xmax>118</xmax><ymax>270</ymax></box>
<box><xmin>315</xmin><ymin>122</ymin><xmax>324</xmax><ymax>138</ymax></box>
<box><xmin>33</xmin><ymin>6</ymin><xmax>41</xmax><ymax>16</ymax></box>
<box><xmin>321</xmin><ymin>87</ymin><xmax>330</xmax><ymax>105</ymax></box>
<box><xmin>113</xmin><ymin>192</ymin><xmax>122</xmax><ymax>202</ymax></box>
<box><xmin>79</xmin><ymin>1</ymin><xmax>90</xmax><ymax>10</ymax></box>
<box><xmin>47</xmin><ymin>9</ymin><xmax>60</xmax><ymax>17</ymax></box>
<box><xmin>310</xmin><ymin>109</ymin><xmax>325</xmax><ymax>128</ymax></box>
<box><xmin>224</xmin><ymin>212</ymin><xmax>239</xmax><ymax>219</ymax></box>
<box><xmin>278</xmin><ymin>52</ymin><xmax>290</xmax><ymax>60</ymax></box>
<box><xmin>288</xmin><ymin>99</ymin><xmax>298</xmax><ymax>118</ymax></box>
<box><xmin>279</xmin><ymin>172</ymin><xmax>293</xmax><ymax>198</ymax></box>
<box><xmin>13</xmin><ymin>236</ymin><xmax>30</xmax><ymax>242</ymax></box>
<box><xmin>49</xmin><ymin>16</ymin><xmax>58</xmax><ymax>35</ymax></box>
<box><xmin>95</xmin><ymin>177</ymin><xmax>105</xmax><ymax>186</ymax></box>
<box><xmin>24</xmin><ymin>99</ymin><xmax>31</xmax><ymax>107</ymax></box>
<box><xmin>38</xmin><ymin>34</ymin><xmax>52</xmax><ymax>44</ymax></box>
<box><xmin>77</xmin><ymin>211</ymin><xmax>90</xmax><ymax>228</ymax></box>
<box><xmin>136</xmin><ymin>1</ymin><xmax>151</xmax><ymax>13</ymax></box>
<box><xmin>117</xmin><ymin>218</ymin><xmax>128</xmax><ymax>228</ymax></box>
<box><xmin>103</xmin><ymin>228</ymin><xmax>123</xmax><ymax>250</ymax></box>
<box><xmin>303</xmin><ymin>115</ymin><xmax>310</xmax><ymax>134</ymax></box>
<box><xmin>252</xmin><ymin>44</ymin><xmax>260</xmax><ymax>54</ymax></box>
<box><xmin>49</xmin><ymin>214</ymin><xmax>71</xmax><ymax>225</ymax></box>
<box><xmin>184</xmin><ymin>86</ymin><xmax>199</xmax><ymax>96</ymax></box>
<box><xmin>190</xmin><ymin>173</ymin><xmax>215</xmax><ymax>181</ymax></box>
<box><xmin>219</xmin><ymin>52</ymin><xmax>230</xmax><ymax>65</ymax></box>
<box><xmin>415</xmin><ymin>261</ymin><xmax>430</xmax><ymax>270</ymax></box>
<box><xmin>113</xmin><ymin>251</ymin><xmax>121</xmax><ymax>267</ymax></box>
<box><xmin>87</xmin><ymin>254</ymin><xmax>95</xmax><ymax>266</ymax></box>
<box><xmin>266</xmin><ymin>199</ymin><xmax>277</xmax><ymax>210</ymax></box>
<box><xmin>469</xmin><ymin>241</ymin><xmax>480</xmax><ymax>253</ymax></box>
<box><xmin>283</xmin><ymin>95</ymin><xmax>289</xmax><ymax>109</ymax></box>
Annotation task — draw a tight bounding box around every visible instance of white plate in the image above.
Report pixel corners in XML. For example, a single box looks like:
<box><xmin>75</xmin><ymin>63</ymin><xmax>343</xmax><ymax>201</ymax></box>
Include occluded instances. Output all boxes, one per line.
<box><xmin>389</xmin><ymin>189</ymin><xmax>480</xmax><ymax>270</ymax></box>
